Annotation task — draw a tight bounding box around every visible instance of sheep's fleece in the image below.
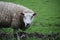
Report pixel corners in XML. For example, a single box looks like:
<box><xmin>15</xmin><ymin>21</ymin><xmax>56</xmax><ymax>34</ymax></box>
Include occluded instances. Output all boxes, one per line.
<box><xmin>0</xmin><ymin>1</ymin><xmax>35</xmax><ymax>30</ymax></box>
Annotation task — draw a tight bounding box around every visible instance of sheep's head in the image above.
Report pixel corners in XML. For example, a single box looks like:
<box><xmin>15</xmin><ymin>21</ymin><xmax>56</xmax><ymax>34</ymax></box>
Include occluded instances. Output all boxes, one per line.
<box><xmin>21</xmin><ymin>10</ymin><xmax>36</xmax><ymax>27</ymax></box>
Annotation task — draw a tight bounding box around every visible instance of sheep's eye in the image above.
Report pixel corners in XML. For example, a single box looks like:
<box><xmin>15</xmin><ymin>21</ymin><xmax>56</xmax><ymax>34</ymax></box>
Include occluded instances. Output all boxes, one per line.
<box><xmin>21</xmin><ymin>13</ymin><xmax>24</xmax><ymax>15</ymax></box>
<box><xmin>31</xmin><ymin>16</ymin><xmax>33</xmax><ymax>19</ymax></box>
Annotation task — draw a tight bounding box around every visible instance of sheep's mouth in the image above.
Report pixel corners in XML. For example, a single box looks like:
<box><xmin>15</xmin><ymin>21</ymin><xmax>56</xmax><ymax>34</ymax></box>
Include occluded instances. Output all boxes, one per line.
<box><xmin>26</xmin><ymin>24</ymin><xmax>30</xmax><ymax>27</ymax></box>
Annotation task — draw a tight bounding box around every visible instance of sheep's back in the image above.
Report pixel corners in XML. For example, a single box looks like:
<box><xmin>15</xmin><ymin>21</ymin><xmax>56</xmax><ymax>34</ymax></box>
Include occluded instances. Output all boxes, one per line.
<box><xmin>0</xmin><ymin>2</ymin><xmax>21</xmax><ymax>28</ymax></box>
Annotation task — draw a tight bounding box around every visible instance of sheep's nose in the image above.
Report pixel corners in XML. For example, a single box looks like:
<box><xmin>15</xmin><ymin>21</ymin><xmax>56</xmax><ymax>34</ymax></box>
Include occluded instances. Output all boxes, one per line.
<box><xmin>27</xmin><ymin>23</ymin><xmax>30</xmax><ymax>26</ymax></box>
<box><xmin>27</xmin><ymin>23</ymin><xmax>29</xmax><ymax>26</ymax></box>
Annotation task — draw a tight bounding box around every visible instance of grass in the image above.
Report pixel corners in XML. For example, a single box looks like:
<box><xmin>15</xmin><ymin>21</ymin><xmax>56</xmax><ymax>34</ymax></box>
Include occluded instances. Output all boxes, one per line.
<box><xmin>0</xmin><ymin>0</ymin><xmax>60</xmax><ymax>40</ymax></box>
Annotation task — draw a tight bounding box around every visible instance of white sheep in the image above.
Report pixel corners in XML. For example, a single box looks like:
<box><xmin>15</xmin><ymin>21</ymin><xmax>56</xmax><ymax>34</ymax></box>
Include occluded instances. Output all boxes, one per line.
<box><xmin>0</xmin><ymin>1</ymin><xmax>36</xmax><ymax>40</ymax></box>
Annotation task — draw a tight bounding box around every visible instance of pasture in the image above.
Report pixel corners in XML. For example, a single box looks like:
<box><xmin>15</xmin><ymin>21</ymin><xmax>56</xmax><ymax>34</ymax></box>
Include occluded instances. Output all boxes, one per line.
<box><xmin>0</xmin><ymin>0</ymin><xmax>60</xmax><ymax>40</ymax></box>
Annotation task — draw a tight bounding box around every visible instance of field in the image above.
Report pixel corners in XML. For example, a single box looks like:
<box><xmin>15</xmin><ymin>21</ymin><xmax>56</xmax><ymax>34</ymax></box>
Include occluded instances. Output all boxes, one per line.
<box><xmin>0</xmin><ymin>0</ymin><xmax>60</xmax><ymax>40</ymax></box>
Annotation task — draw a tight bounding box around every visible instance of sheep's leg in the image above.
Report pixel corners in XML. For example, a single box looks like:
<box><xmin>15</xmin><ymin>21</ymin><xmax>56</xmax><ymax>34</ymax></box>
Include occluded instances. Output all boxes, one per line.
<box><xmin>13</xmin><ymin>29</ymin><xmax>20</xmax><ymax>40</ymax></box>
<box><xmin>11</xmin><ymin>14</ymin><xmax>20</xmax><ymax>40</ymax></box>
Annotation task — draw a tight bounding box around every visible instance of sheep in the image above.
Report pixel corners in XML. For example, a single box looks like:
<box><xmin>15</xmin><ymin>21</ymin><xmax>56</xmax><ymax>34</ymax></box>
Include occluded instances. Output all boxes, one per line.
<box><xmin>0</xmin><ymin>1</ymin><xmax>36</xmax><ymax>40</ymax></box>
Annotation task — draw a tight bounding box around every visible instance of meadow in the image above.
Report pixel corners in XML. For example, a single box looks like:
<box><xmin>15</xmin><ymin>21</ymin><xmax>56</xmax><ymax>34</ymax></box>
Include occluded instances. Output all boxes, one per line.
<box><xmin>0</xmin><ymin>0</ymin><xmax>60</xmax><ymax>40</ymax></box>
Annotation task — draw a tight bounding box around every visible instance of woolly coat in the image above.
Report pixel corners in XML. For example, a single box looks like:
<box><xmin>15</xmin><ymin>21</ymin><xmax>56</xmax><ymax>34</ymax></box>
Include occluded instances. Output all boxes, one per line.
<box><xmin>0</xmin><ymin>2</ymin><xmax>34</xmax><ymax>30</ymax></box>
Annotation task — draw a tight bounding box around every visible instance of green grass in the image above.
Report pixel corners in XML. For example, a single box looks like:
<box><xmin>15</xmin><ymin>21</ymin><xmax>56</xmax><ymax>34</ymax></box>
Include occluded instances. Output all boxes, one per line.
<box><xmin>0</xmin><ymin>0</ymin><xmax>60</xmax><ymax>40</ymax></box>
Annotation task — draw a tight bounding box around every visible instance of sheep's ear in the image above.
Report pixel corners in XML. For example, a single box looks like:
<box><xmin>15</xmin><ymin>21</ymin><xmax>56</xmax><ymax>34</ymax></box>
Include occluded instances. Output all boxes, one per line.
<box><xmin>21</xmin><ymin>13</ymin><xmax>24</xmax><ymax>15</ymax></box>
<box><xmin>33</xmin><ymin>13</ymin><xmax>36</xmax><ymax>16</ymax></box>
